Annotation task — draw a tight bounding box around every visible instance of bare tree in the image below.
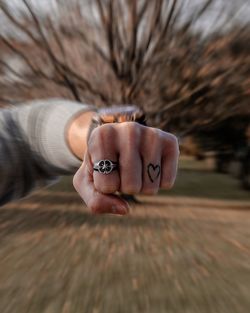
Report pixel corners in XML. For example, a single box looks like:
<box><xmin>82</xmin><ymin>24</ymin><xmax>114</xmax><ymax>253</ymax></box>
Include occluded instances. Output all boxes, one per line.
<box><xmin>0</xmin><ymin>0</ymin><xmax>249</xmax><ymax>137</ymax></box>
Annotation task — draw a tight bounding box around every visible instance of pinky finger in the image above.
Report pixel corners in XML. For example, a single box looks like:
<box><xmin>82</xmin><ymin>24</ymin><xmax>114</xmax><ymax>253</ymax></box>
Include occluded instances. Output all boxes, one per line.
<box><xmin>160</xmin><ymin>135</ymin><xmax>179</xmax><ymax>189</ymax></box>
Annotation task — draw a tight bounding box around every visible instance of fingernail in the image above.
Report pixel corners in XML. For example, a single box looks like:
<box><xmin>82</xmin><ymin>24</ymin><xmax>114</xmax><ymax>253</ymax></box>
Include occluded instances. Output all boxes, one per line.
<box><xmin>111</xmin><ymin>205</ymin><xmax>128</xmax><ymax>215</ymax></box>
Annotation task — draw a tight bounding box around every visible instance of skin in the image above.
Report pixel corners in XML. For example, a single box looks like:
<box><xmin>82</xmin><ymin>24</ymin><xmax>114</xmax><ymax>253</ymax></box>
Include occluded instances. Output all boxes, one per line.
<box><xmin>67</xmin><ymin>111</ymin><xmax>180</xmax><ymax>216</ymax></box>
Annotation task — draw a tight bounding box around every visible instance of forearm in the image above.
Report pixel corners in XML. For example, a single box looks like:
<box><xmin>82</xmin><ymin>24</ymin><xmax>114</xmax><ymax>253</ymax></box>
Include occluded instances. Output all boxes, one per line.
<box><xmin>0</xmin><ymin>99</ymin><xmax>95</xmax><ymax>206</ymax></box>
<box><xmin>14</xmin><ymin>99</ymin><xmax>95</xmax><ymax>174</ymax></box>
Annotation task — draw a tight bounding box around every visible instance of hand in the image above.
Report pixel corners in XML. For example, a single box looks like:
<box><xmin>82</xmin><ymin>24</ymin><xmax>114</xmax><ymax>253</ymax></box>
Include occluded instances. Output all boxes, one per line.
<box><xmin>73</xmin><ymin>122</ymin><xmax>179</xmax><ymax>215</ymax></box>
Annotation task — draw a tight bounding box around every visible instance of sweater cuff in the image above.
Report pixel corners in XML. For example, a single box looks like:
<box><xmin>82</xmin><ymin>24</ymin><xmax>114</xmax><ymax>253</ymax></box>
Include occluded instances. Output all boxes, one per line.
<box><xmin>15</xmin><ymin>99</ymin><xmax>95</xmax><ymax>174</ymax></box>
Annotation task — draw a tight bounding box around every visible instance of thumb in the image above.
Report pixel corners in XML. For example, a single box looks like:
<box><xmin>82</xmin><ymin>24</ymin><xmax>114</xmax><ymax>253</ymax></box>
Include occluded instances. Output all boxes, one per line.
<box><xmin>73</xmin><ymin>153</ymin><xmax>130</xmax><ymax>215</ymax></box>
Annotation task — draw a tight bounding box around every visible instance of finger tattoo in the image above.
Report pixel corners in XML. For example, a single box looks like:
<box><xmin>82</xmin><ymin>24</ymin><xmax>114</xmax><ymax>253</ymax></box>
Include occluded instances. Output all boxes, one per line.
<box><xmin>147</xmin><ymin>163</ymin><xmax>161</xmax><ymax>183</ymax></box>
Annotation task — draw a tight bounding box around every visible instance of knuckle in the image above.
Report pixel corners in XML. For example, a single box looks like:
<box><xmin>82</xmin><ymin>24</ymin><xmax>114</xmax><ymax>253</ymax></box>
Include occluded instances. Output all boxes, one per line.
<box><xmin>88</xmin><ymin>124</ymin><xmax>115</xmax><ymax>151</ymax></box>
<box><xmin>140</xmin><ymin>127</ymin><xmax>161</xmax><ymax>151</ymax></box>
<box><xmin>96</xmin><ymin>183</ymin><xmax>117</xmax><ymax>194</ymax></box>
<box><xmin>142</xmin><ymin>187</ymin><xmax>158</xmax><ymax>195</ymax></box>
<box><xmin>161</xmin><ymin>181</ymin><xmax>174</xmax><ymax>190</ymax></box>
<box><xmin>88</xmin><ymin>127</ymin><xmax>99</xmax><ymax>145</ymax></box>
<box><xmin>168</xmin><ymin>134</ymin><xmax>179</xmax><ymax>147</ymax></box>
<box><xmin>163</xmin><ymin>133</ymin><xmax>179</xmax><ymax>153</ymax></box>
<box><xmin>146</xmin><ymin>127</ymin><xmax>161</xmax><ymax>144</ymax></box>
<box><xmin>122</xmin><ymin>184</ymin><xmax>141</xmax><ymax>195</ymax></box>
<box><xmin>99</xmin><ymin>124</ymin><xmax>115</xmax><ymax>140</ymax></box>
<box><xmin>149</xmin><ymin>127</ymin><xmax>160</xmax><ymax>137</ymax></box>
<box><xmin>94</xmin><ymin>174</ymin><xmax>119</xmax><ymax>194</ymax></box>
<box><xmin>121</xmin><ymin>122</ymin><xmax>141</xmax><ymax>143</ymax></box>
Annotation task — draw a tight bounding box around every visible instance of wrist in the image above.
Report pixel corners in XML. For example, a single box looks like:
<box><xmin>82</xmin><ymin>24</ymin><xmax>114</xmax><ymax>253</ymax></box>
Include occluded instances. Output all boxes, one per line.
<box><xmin>66</xmin><ymin>110</ymin><xmax>96</xmax><ymax>161</ymax></box>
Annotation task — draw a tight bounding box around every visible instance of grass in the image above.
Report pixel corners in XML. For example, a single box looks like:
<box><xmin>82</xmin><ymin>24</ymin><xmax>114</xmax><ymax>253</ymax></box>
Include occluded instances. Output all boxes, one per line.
<box><xmin>0</xmin><ymin>193</ymin><xmax>250</xmax><ymax>313</ymax></box>
<box><xmin>50</xmin><ymin>158</ymin><xmax>250</xmax><ymax>201</ymax></box>
<box><xmin>0</xmin><ymin>157</ymin><xmax>249</xmax><ymax>313</ymax></box>
<box><xmin>161</xmin><ymin>168</ymin><xmax>250</xmax><ymax>200</ymax></box>
<box><xmin>164</xmin><ymin>157</ymin><xmax>250</xmax><ymax>201</ymax></box>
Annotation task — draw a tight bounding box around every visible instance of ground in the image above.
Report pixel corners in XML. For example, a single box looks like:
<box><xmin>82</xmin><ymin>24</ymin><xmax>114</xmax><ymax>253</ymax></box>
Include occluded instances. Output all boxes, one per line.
<box><xmin>0</xmin><ymin>161</ymin><xmax>250</xmax><ymax>313</ymax></box>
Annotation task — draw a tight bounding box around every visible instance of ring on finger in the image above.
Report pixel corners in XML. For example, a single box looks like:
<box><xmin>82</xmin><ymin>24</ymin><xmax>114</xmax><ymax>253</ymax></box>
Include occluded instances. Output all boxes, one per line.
<box><xmin>93</xmin><ymin>159</ymin><xmax>118</xmax><ymax>174</ymax></box>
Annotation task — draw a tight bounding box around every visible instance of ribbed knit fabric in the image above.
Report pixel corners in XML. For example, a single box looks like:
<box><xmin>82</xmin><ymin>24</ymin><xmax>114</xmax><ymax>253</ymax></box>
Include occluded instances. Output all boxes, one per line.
<box><xmin>0</xmin><ymin>99</ymin><xmax>94</xmax><ymax>206</ymax></box>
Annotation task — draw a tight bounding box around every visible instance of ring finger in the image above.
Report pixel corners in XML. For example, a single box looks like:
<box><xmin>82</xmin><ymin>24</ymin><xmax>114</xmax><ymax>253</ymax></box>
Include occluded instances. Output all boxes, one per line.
<box><xmin>141</xmin><ymin>130</ymin><xmax>162</xmax><ymax>194</ymax></box>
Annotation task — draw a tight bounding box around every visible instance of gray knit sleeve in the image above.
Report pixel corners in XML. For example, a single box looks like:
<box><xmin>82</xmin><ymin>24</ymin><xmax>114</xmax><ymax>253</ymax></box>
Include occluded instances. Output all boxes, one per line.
<box><xmin>0</xmin><ymin>99</ymin><xmax>95</xmax><ymax>206</ymax></box>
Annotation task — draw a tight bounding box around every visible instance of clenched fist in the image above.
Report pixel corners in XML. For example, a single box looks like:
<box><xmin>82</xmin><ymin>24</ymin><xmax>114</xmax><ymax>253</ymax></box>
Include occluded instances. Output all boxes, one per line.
<box><xmin>73</xmin><ymin>122</ymin><xmax>179</xmax><ymax>215</ymax></box>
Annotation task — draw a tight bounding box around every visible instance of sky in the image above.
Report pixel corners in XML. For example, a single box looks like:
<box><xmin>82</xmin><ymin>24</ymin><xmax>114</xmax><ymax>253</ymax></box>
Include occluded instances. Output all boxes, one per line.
<box><xmin>0</xmin><ymin>0</ymin><xmax>249</xmax><ymax>37</ymax></box>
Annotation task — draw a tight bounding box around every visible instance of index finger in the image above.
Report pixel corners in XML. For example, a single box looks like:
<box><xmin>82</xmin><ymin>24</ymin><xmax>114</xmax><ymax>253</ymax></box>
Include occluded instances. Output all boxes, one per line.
<box><xmin>73</xmin><ymin>152</ymin><xmax>130</xmax><ymax>215</ymax></box>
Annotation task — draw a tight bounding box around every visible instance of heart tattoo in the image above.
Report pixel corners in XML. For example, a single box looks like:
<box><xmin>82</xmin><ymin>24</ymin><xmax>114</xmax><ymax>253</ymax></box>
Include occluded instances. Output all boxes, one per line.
<box><xmin>147</xmin><ymin>163</ymin><xmax>161</xmax><ymax>183</ymax></box>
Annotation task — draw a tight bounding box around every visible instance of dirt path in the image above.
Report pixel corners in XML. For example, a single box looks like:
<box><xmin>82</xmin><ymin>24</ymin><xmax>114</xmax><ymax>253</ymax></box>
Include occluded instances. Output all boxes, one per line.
<box><xmin>0</xmin><ymin>192</ymin><xmax>250</xmax><ymax>313</ymax></box>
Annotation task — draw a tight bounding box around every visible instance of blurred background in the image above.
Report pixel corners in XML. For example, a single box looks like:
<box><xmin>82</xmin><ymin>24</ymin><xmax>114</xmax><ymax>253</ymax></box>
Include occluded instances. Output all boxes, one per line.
<box><xmin>0</xmin><ymin>0</ymin><xmax>250</xmax><ymax>312</ymax></box>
